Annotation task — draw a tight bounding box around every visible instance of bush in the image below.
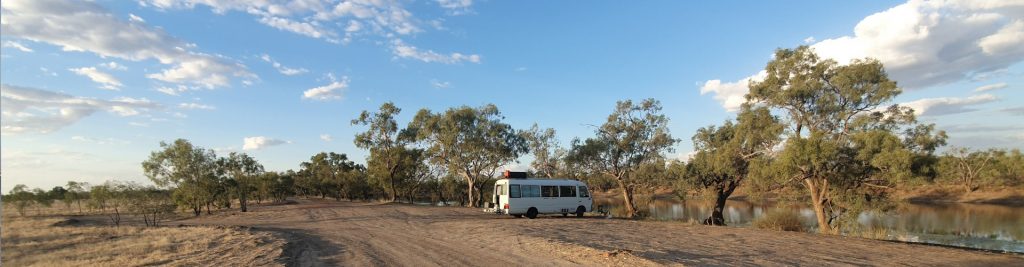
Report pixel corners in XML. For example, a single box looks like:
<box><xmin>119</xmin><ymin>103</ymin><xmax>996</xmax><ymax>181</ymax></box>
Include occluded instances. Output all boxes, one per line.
<box><xmin>752</xmin><ymin>209</ymin><xmax>805</xmax><ymax>232</ymax></box>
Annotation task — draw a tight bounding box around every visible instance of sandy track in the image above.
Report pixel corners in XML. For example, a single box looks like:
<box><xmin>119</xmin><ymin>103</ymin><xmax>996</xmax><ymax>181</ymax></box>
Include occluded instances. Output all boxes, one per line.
<box><xmin>182</xmin><ymin>199</ymin><xmax>1022</xmax><ymax>266</ymax></box>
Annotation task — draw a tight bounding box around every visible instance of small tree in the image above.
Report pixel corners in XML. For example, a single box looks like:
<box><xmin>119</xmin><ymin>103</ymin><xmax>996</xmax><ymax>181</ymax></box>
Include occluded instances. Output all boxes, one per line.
<box><xmin>142</xmin><ymin>139</ymin><xmax>219</xmax><ymax>216</ymax></box>
<box><xmin>523</xmin><ymin>124</ymin><xmax>565</xmax><ymax>178</ymax></box>
<box><xmin>32</xmin><ymin>188</ymin><xmax>54</xmax><ymax>215</ymax></box>
<box><xmin>941</xmin><ymin>148</ymin><xmax>995</xmax><ymax>193</ymax></box>
<box><xmin>7</xmin><ymin>184</ymin><xmax>34</xmax><ymax>216</ymax></box>
<box><xmin>567</xmin><ymin>99</ymin><xmax>677</xmax><ymax>218</ymax></box>
<box><xmin>65</xmin><ymin>181</ymin><xmax>88</xmax><ymax>214</ymax></box>
<box><xmin>219</xmin><ymin>152</ymin><xmax>264</xmax><ymax>212</ymax></box>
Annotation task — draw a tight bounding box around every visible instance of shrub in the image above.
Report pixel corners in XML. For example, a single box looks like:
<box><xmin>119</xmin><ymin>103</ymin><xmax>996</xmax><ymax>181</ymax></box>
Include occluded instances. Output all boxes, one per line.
<box><xmin>752</xmin><ymin>209</ymin><xmax>805</xmax><ymax>232</ymax></box>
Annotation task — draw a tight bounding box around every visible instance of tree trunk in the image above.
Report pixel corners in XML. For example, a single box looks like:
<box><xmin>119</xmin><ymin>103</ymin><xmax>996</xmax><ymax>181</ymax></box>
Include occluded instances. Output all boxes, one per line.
<box><xmin>240</xmin><ymin>193</ymin><xmax>248</xmax><ymax>212</ymax></box>
<box><xmin>466</xmin><ymin>178</ymin><xmax>476</xmax><ymax>208</ymax></box>
<box><xmin>805</xmin><ymin>178</ymin><xmax>833</xmax><ymax>234</ymax></box>
<box><xmin>615</xmin><ymin>178</ymin><xmax>637</xmax><ymax>218</ymax></box>
<box><xmin>705</xmin><ymin>182</ymin><xmax>737</xmax><ymax>226</ymax></box>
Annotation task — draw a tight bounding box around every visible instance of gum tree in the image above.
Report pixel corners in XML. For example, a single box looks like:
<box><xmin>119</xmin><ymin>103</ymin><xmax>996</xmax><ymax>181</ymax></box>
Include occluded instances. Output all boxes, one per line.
<box><xmin>567</xmin><ymin>99</ymin><xmax>677</xmax><ymax>218</ymax></box>
<box><xmin>747</xmin><ymin>46</ymin><xmax>930</xmax><ymax>233</ymax></box>
<box><xmin>410</xmin><ymin>104</ymin><xmax>528</xmax><ymax>208</ymax></box>
<box><xmin>352</xmin><ymin>102</ymin><xmax>416</xmax><ymax>202</ymax></box>
<box><xmin>686</xmin><ymin>105</ymin><xmax>782</xmax><ymax>225</ymax></box>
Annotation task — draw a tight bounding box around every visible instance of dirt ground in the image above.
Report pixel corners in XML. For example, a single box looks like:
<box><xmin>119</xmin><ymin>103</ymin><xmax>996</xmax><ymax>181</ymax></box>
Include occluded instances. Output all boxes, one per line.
<box><xmin>178</xmin><ymin>199</ymin><xmax>1022</xmax><ymax>267</ymax></box>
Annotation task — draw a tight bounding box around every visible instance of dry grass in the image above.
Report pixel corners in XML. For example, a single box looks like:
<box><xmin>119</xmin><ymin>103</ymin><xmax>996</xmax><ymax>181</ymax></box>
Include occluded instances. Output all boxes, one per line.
<box><xmin>1</xmin><ymin>216</ymin><xmax>287</xmax><ymax>267</ymax></box>
<box><xmin>751</xmin><ymin>209</ymin><xmax>805</xmax><ymax>232</ymax></box>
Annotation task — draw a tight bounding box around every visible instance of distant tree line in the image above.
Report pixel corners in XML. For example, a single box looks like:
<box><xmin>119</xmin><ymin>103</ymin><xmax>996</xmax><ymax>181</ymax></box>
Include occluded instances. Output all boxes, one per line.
<box><xmin>4</xmin><ymin>46</ymin><xmax>1022</xmax><ymax>234</ymax></box>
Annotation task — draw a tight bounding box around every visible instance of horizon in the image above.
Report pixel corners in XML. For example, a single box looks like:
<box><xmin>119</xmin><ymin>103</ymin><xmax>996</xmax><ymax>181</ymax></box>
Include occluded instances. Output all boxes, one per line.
<box><xmin>3</xmin><ymin>0</ymin><xmax>1024</xmax><ymax>192</ymax></box>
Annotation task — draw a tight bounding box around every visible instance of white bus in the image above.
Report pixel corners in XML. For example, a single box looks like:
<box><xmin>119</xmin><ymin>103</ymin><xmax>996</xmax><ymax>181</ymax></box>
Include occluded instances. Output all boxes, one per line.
<box><xmin>491</xmin><ymin>175</ymin><xmax>593</xmax><ymax>219</ymax></box>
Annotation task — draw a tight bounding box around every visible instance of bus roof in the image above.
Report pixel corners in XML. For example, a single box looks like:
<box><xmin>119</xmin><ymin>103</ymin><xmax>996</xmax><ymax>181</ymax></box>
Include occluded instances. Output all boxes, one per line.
<box><xmin>497</xmin><ymin>178</ymin><xmax>586</xmax><ymax>185</ymax></box>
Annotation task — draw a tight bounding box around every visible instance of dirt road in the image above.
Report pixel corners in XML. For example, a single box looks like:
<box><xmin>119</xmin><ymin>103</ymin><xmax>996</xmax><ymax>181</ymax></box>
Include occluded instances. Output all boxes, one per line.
<box><xmin>182</xmin><ymin>199</ymin><xmax>1022</xmax><ymax>266</ymax></box>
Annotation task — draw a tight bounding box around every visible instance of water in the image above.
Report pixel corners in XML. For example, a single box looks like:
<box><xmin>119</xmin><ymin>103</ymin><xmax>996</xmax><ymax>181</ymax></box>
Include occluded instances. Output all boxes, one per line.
<box><xmin>595</xmin><ymin>197</ymin><xmax>1024</xmax><ymax>253</ymax></box>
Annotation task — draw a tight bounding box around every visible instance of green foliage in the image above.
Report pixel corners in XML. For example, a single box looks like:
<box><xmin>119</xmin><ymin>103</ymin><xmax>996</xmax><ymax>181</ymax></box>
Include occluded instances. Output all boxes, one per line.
<box><xmin>938</xmin><ymin>148</ymin><xmax>1023</xmax><ymax>192</ymax></box>
<box><xmin>522</xmin><ymin>124</ymin><xmax>566</xmax><ymax>178</ymax></box>
<box><xmin>142</xmin><ymin>139</ymin><xmax>220</xmax><ymax>216</ymax></box>
<box><xmin>567</xmin><ymin>98</ymin><xmax>677</xmax><ymax>218</ymax></box>
<box><xmin>352</xmin><ymin>102</ymin><xmax>422</xmax><ymax>202</ymax></box>
<box><xmin>747</xmin><ymin>46</ymin><xmax>932</xmax><ymax>234</ymax></box>
<box><xmin>298</xmin><ymin>152</ymin><xmax>364</xmax><ymax>201</ymax></box>
<box><xmin>7</xmin><ymin>184</ymin><xmax>34</xmax><ymax>216</ymax></box>
<box><xmin>218</xmin><ymin>152</ymin><xmax>264</xmax><ymax>212</ymax></box>
<box><xmin>409</xmin><ymin>104</ymin><xmax>528</xmax><ymax>207</ymax></box>
<box><xmin>684</xmin><ymin>105</ymin><xmax>782</xmax><ymax>225</ymax></box>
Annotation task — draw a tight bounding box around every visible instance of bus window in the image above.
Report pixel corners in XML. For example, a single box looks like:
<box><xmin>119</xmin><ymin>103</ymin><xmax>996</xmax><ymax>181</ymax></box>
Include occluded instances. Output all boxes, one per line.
<box><xmin>496</xmin><ymin>185</ymin><xmax>504</xmax><ymax>196</ymax></box>
<box><xmin>578</xmin><ymin>186</ymin><xmax>590</xmax><ymax>198</ymax></box>
<box><xmin>541</xmin><ymin>186</ymin><xmax>559</xmax><ymax>197</ymax></box>
<box><xmin>559</xmin><ymin>186</ymin><xmax>576</xmax><ymax>197</ymax></box>
<box><xmin>510</xmin><ymin>185</ymin><xmax>521</xmax><ymax>198</ymax></box>
<box><xmin>524</xmin><ymin>185</ymin><xmax>540</xmax><ymax>197</ymax></box>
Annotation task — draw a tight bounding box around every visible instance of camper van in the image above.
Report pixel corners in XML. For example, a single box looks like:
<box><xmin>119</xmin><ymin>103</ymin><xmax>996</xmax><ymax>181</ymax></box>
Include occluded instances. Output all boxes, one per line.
<box><xmin>490</xmin><ymin>171</ymin><xmax>592</xmax><ymax>219</ymax></box>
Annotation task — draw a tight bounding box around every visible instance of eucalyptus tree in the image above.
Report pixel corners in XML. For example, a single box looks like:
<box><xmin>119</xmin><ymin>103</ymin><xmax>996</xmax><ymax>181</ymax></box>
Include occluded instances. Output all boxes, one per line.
<box><xmin>410</xmin><ymin>104</ymin><xmax>528</xmax><ymax>207</ymax></box>
<box><xmin>746</xmin><ymin>46</ymin><xmax>932</xmax><ymax>233</ymax></box>
<box><xmin>219</xmin><ymin>152</ymin><xmax>264</xmax><ymax>212</ymax></box>
<box><xmin>567</xmin><ymin>99</ymin><xmax>677</xmax><ymax>218</ymax></box>
<box><xmin>142</xmin><ymin>139</ymin><xmax>220</xmax><ymax>216</ymax></box>
<box><xmin>352</xmin><ymin>102</ymin><xmax>418</xmax><ymax>202</ymax></box>
<box><xmin>523</xmin><ymin>123</ymin><xmax>565</xmax><ymax>178</ymax></box>
<box><xmin>686</xmin><ymin>105</ymin><xmax>782</xmax><ymax>225</ymax></box>
<box><xmin>300</xmin><ymin>152</ymin><xmax>360</xmax><ymax>200</ymax></box>
<box><xmin>940</xmin><ymin>147</ymin><xmax>995</xmax><ymax>193</ymax></box>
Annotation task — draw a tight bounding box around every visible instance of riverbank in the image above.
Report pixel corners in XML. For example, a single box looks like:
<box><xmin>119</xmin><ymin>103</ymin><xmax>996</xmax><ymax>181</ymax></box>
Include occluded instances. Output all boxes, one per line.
<box><xmin>593</xmin><ymin>185</ymin><xmax>1024</xmax><ymax>206</ymax></box>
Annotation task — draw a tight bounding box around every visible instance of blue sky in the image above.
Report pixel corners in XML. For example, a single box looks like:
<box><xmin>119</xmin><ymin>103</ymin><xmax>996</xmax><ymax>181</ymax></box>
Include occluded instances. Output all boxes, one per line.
<box><xmin>2</xmin><ymin>0</ymin><xmax>1022</xmax><ymax>192</ymax></box>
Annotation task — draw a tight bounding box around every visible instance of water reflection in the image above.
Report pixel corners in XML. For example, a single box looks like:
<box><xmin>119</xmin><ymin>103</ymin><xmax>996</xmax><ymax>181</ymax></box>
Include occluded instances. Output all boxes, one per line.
<box><xmin>595</xmin><ymin>197</ymin><xmax>1024</xmax><ymax>253</ymax></box>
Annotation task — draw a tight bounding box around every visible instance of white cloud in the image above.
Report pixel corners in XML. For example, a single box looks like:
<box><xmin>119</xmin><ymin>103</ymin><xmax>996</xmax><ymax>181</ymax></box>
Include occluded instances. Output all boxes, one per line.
<box><xmin>128</xmin><ymin>13</ymin><xmax>145</xmax><ymax>23</ymax></box>
<box><xmin>437</xmin><ymin>0</ymin><xmax>472</xmax><ymax>9</ymax></box>
<box><xmin>391</xmin><ymin>39</ymin><xmax>480</xmax><ymax>64</ymax></box>
<box><xmin>2</xmin><ymin>40</ymin><xmax>33</xmax><ymax>52</ymax></box>
<box><xmin>699</xmin><ymin>71</ymin><xmax>766</xmax><ymax>112</ymax></box>
<box><xmin>803</xmin><ymin>36</ymin><xmax>816</xmax><ymax>44</ymax></box>
<box><xmin>137</xmin><ymin>0</ymin><xmax>479</xmax><ymax>64</ymax></box>
<box><xmin>69</xmin><ymin>67</ymin><xmax>123</xmax><ymax>90</ymax></box>
<box><xmin>242</xmin><ymin>136</ymin><xmax>288</xmax><ymax>150</ymax></box>
<box><xmin>100</xmin><ymin>61</ymin><xmax>128</xmax><ymax>71</ymax></box>
<box><xmin>155</xmin><ymin>85</ymin><xmax>191</xmax><ymax>96</ymax></box>
<box><xmin>1</xmin><ymin>0</ymin><xmax>255</xmax><ymax>89</ymax></box>
<box><xmin>701</xmin><ymin>0</ymin><xmax>1024</xmax><ymax>111</ymax></box>
<box><xmin>260</xmin><ymin>54</ymin><xmax>309</xmax><ymax>76</ymax></box>
<box><xmin>178</xmin><ymin>102</ymin><xmax>215</xmax><ymax>110</ymax></box>
<box><xmin>973</xmin><ymin>82</ymin><xmax>1009</xmax><ymax>92</ymax></box>
<box><xmin>900</xmin><ymin>94</ymin><xmax>999</xmax><ymax>116</ymax></box>
<box><xmin>303</xmin><ymin>77</ymin><xmax>349</xmax><ymax>101</ymax></box>
<box><xmin>436</xmin><ymin>0</ymin><xmax>472</xmax><ymax>15</ymax></box>
<box><xmin>809</xmin><ymin>1</ymin><xmax>1024</xmax><ymax>88</ymax></box>
<box><xmin>1</xmin><ymin>84</ymin><xmax>160</xmax><ymax>134</ymax></box>
<box><xmin>259</xmin><ymin>16</ymin><xmax>338</xmax><ymax>42</ymax></box>
<box><xmin>430</xmin><ymin>79</ymin><xmax>452</xmax><ymax>89</ymax></box>
<box><xmin>71</xmin><ymin>135</ymin><xmax>130</xmax><ymax>145</ymax></box>
<box><xmin>320</xmin><ymin>134</ymin><xmax>332</xmax><ymax>142</ymax></box>
<box><xmin>515</xmin><ymin>67</ymin><xmax>527</xmax><ymax>72</ymax></box>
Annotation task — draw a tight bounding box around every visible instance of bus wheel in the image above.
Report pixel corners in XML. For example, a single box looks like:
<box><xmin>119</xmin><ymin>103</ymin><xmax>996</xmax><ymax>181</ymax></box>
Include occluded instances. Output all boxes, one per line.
<box><xmin>526</xmin><ymin>208</ymin><xmax>538</xmax><ymax>219</ymax></box>
<box><xmin>513</xmin><ymin>214</ymin><xmax>522</xmax><ymax>218</ymax></box>
<box><xmin>575</xmin><ymin>206</ymin><xmax>586</xmax><ymax>217</ymax></box>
